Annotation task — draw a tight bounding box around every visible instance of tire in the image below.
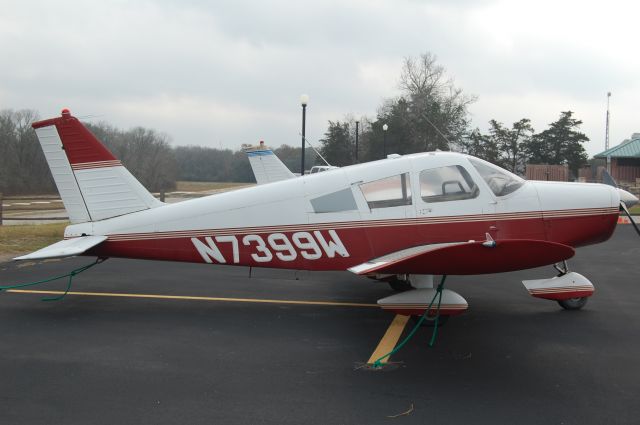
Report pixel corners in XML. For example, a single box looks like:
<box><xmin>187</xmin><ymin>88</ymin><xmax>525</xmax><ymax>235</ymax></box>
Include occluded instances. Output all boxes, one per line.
<box><xmin>387</xmin><ymin>277</ymin><xmax>412</xmax><ymax>292</ymax></box>
<box><xmin>557</xmin><ymin>297</ymin><xmax>588</xmax><ymax>310</ymax></box>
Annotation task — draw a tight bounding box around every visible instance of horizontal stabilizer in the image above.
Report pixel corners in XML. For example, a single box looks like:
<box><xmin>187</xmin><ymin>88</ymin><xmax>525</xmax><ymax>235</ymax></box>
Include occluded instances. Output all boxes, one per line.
<box><xmin>14</xmin><ymin>236</ymin><xmax>107</xmax><ymax>261</ymax></box>
<box><xmin>349</xmin><ymin>239</ymin><xmax>575</xmax><ymax>276</ymax></box>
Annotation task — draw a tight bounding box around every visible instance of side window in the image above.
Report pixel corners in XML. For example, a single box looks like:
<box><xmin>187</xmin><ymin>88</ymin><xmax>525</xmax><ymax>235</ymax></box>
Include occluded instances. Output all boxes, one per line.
<box><xmin>359</xmin><ymin>173</ymin><xmax>412</xmax><ymax>209</ymax></box>
<box><xmin>420</xmin><ymin>165</ymin><xmax>478</xmax><ymax>203</ymax></box>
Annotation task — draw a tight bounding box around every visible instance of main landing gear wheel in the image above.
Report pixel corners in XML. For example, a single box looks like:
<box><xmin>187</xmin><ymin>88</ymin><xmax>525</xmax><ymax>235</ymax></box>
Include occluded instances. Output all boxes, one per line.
<box><xmin>387</xmin><ymin>277</ymin><xmax>412</xmax><ymax>292</ymax></box>
<box><xmin>558</xmin><ymin>297</ymin><xmax>588</xmax><ymax>310</ymax></box>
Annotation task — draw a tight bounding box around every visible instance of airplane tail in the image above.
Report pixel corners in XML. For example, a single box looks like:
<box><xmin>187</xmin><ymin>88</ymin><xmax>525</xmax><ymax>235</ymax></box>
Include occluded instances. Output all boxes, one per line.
<box><xmin>242</xmin><ymin>141</ymin><xmax>296</xmax><ymax>185</ymax></box>
<box><xmin>32</xmin><ymin>109</ymin><xmax>163</xmax><ymax>224</ymax></box>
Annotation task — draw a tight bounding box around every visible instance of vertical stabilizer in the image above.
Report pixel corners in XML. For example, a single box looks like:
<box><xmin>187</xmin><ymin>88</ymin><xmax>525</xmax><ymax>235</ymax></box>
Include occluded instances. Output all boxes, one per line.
<box><xmin>32</xmin><ymin>109</ymin><xmax>162</xmax><ymax>223</ymax></box>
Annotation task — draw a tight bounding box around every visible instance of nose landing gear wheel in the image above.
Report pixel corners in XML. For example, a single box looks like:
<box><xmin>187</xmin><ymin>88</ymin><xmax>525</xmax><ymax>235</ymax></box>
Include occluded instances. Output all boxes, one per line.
<box><xmin>558</xmin><ymin>297</ymin><xmax>588</xmax><ymax>310</ymax></box>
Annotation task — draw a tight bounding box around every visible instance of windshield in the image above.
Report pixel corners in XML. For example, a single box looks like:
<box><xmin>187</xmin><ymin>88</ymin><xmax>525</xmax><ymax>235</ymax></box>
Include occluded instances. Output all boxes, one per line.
<box><xmin>468</xmin><ymin>157</ymin><xmax>524</xmax><ymax>197</ymax></box>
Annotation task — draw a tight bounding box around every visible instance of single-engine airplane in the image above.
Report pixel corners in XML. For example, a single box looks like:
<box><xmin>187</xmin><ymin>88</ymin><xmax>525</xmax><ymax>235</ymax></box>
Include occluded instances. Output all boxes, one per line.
<box><xmin>15</xmin><ymin>109</ymin><xmax>640</xmax><ymax>320</ymax></box>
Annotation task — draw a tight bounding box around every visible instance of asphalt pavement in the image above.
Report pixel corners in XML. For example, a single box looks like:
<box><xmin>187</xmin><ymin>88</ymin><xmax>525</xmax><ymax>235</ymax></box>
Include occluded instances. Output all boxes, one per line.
<box><xmin>0</xmin><ymin>227</ymin><xmax>639</xmax><ymax>425</ymax></box>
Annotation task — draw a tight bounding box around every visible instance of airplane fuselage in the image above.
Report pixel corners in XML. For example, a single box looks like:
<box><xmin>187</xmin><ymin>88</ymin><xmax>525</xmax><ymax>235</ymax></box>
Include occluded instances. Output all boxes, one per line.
<box><xmin>66</xmin><ymin>152</ymin><xmax>619</xmax><ymax>274</ymax></box>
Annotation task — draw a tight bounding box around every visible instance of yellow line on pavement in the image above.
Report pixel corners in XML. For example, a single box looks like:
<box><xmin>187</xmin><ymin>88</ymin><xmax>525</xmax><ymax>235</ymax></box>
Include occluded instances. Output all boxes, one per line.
<box><xmin>5</xmin><ymin>289</ymin><xmax>378</xmax><ymax>308</ymax></box>
<box><xmin>367</xmin><ymin>314</ymin><xmax>410</xmax><ymax>365</ymax></box>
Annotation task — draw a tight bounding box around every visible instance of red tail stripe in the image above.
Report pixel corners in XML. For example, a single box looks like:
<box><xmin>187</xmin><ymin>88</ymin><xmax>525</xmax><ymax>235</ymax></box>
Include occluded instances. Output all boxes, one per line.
<box><xmin>71</xmin><ymin>160</ymin><xmax>123</xmax><ymax>170</ymax></box>
<box><xmin>32</xmin><ymin>114</ymin><xmax>116</xmax><ymax>164</ymax></box>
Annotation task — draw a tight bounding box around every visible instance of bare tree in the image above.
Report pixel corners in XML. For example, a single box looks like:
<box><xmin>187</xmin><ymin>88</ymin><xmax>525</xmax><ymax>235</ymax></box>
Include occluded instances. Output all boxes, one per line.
<box><xmin>398</xmin><ymin>53</ymin><xmax>475</xmax><ymax>152</ymax></box>
<box><xmin>398</xmin><ymin>53</ymin><xmax>446</xmax><ymax>99</ymax></box>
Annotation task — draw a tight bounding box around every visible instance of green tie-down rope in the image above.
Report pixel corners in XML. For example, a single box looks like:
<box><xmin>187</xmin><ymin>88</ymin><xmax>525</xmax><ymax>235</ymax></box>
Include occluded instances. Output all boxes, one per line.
<box><xmin>372</xmin><ymin>275</ymin><xmax>447</xmax><ymax>368</ymax></box>
<box><xmin>0</xmin><ymin>258</ymin><xmax>105</xmax><ymax>301</ymax></box>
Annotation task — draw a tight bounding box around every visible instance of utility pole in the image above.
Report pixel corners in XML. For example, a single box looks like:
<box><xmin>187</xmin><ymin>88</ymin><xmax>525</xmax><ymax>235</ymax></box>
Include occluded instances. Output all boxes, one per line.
<box><xmin>605</xmin><ymin>92</ymin><xmax>611</xmax><ymax>151</ymax></box>
<box><xmin>355</xmin><ymin>121</ymin><xmax>359</xmax><ymax>163</ymax></box>
<box><xmin>300</xmin><ymin>94</ymin><xmax>309</xmax><ymax>175</ymax></box>
<box><xmin>382</xmin><ymin>124</ymin><xmax>388</xmax><ymax>157</ymax></box>
<box><xmin>605</xmin><ymin>92</ymin><xmax>611</xmax><ymax>174</ymax></box>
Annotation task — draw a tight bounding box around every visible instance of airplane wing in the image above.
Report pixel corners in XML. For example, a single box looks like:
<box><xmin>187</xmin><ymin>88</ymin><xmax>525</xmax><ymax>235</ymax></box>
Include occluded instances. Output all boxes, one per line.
<box><xmin>13</xmin><ymin>236</ymin><xmax>107</xmax><ymax>261</ymax></box>
<box><xmin>348</xmin><ymin>239</ymin><xmax>575</xmax><ymax>276</ymax></box>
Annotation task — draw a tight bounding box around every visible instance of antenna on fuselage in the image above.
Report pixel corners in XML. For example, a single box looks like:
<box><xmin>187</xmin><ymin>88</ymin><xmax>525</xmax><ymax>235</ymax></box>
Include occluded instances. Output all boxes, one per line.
<box><xmin>298</xmin><ymin>133</ymin><xmax>332</xmax><ymax>167</ymax></box>
<box><xmin>419</xmin><ymin>111</ymin><xmax>452</xmax><ymax>149</ymax></box>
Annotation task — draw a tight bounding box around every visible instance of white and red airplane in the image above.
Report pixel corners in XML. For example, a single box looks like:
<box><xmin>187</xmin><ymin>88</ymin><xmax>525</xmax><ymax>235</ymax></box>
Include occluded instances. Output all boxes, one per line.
<box><xmin>16</xmin><ymin>109</ymin><xmax>639</xmax><ymax>320</ymax></box>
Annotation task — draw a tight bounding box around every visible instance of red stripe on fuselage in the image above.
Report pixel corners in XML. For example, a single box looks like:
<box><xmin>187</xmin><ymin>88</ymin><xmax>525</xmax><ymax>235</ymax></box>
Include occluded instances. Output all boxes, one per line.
<box><xmin>101</xmin><ymin>208</ymin><xmax>618</xmax><ymax>242</ymax></box>
<box><xmin>86</xmin><ymin>212</ymin><xmax>619</xmax><ymax>273</ymax></box>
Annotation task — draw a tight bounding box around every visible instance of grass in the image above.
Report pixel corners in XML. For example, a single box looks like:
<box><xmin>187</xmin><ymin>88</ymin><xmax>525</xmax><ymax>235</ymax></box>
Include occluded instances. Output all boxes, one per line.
<box><xmin>3</xmin><ymin>204</ymin><xmax>65</xmax><ymax>212</ymax></box>
<box><xmin>0</xmin><ymin>222</ymin><xmax>67</xmax><ymax>256</ymax></box>
<box><xmin>175</xmin><ymin>181</ymin><xmax>252</xmax><ymax>192</ymax></box>
<box><xmin>2</xmin><ymin>196</ymin><xmax>64</xmax><ymax>212</ymax></box>
<box><xmin>629</xmin><ymin>205</ymin><xmax>640</xmax><ymax>215</ymax></box>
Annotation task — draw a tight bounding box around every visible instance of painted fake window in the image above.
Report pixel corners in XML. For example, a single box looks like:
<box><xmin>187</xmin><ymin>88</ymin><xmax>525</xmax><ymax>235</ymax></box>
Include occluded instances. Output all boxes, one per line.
<box><xmin>420</xmin><ymin>165</ymin><xmax>478</xmax><ymax>203</ymax></box>
<box><xmin>310</xmin><ymin>188</ymin><xmax>358</xmax><ymax>213</ymax></box>
<box><xmin>468</xmin><ymin>158</ymin><xmax>524</xmax><ymax>197</ymax></box>
<box><xmin>359</xmin><ymin>173</ymin><xmax>412</xmax><ymax>209</ymax></box>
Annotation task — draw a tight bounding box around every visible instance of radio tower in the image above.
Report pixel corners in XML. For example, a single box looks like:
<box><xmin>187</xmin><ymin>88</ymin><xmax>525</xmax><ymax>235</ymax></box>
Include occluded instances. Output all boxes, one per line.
<box><xmin>605</xmin><ymin>92</ymin><xmax>611</xmax><ymax>151</ymax></box>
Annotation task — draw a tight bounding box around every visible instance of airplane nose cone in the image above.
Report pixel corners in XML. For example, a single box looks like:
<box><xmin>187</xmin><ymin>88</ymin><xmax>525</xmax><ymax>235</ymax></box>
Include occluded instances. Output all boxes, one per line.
<box><xmin>618</xmin><ymin>188</ymin><xmax>639</xmax><ymax>208</ymax></box>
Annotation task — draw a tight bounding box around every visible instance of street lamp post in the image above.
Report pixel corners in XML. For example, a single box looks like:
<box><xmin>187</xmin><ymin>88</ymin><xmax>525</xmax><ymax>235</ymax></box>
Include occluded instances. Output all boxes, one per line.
<box><xmin>300</xmin><ymin>94</ymin><xmax>309</xmax><ymax>175</ymax></box>
<box><xmin>605</xmin><ymin>92</ymin><xmax>611</xmax><ymax>174</ymax></box>
<box><xmin>355</xmin><ymin>120</ymin><xmax>359</xmax><ymax>163</ymax></box>
<box><xmin>382</xmin><ymin>123</ymin><xmax>388</xmax><ymax>157</ymax></box>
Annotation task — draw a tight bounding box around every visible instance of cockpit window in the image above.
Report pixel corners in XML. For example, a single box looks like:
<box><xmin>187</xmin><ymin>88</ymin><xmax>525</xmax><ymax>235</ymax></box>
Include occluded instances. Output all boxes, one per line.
<box><xmin>359</xmin><ymin>173</ymin><xmax>412</xmax><ymax>209</ymax></box>
<box><xmin>468</xmin><ymin>158</ymin><xmax>524</xmax><ymax>197</ymax></box>
<box><xmin>419</xmin><ymin>165</ymin><xmax>479</xmax><ymax>203</ymax></box>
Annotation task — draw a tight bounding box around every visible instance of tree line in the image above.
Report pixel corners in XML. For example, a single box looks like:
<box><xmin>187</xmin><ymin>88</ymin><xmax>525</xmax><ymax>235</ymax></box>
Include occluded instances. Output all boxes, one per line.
<box><xmin>0</xmin><ymin>110</ymin><xmax>183</xmax><ymax>196</ymax></box>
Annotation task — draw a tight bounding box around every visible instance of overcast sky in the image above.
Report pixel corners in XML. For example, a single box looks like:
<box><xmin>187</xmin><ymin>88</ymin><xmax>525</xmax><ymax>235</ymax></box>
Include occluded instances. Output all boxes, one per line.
<box><xmin>1</xmin><ymin>0</ymin><xmax>637</xmax><ymax>156</ymax></box>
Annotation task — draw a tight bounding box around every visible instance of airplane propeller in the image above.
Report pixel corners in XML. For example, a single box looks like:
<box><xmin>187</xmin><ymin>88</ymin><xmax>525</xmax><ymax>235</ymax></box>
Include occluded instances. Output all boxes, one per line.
<box><xmin>602</xmin><ymin>170</ymin><xmax>640</xmax><ymax>237</ymax></box>
<box><xmin>620</xmin><ymin>200</ymin><xmax>640</xmax><ymax>237</ymax></box>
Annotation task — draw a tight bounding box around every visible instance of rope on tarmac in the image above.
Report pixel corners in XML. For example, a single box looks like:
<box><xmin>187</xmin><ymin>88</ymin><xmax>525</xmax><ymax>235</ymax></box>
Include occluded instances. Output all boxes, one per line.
<box><xmin>372</xmin><ymin>275</ymin><xmax>447</xmax><ymax>368</ymax></box>
<box><xmin>0</xmin><ymin>258</ymin><xmax>106</xmax><ymax>301</ymax></box>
